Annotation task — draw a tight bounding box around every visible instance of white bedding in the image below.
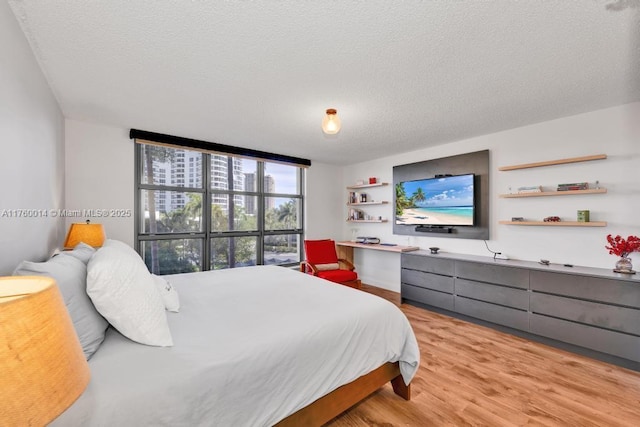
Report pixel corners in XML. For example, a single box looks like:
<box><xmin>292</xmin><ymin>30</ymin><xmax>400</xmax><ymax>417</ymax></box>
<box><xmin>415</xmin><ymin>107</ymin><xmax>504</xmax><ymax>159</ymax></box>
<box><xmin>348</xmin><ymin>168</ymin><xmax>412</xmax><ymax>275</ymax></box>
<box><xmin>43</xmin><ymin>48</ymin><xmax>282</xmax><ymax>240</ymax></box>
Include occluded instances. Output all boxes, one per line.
<box><xmin>52</xmin><ymin>265</ymin><xmax>420</xmax><ymax>426</ymax></box>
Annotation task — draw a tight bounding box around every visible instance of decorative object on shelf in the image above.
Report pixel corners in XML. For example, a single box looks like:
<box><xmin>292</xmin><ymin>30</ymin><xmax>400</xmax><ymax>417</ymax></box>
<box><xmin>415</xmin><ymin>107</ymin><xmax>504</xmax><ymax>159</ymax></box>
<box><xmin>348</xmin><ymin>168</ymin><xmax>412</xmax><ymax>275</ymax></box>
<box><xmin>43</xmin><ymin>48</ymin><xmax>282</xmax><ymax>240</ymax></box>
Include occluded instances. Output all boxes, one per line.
<box><xmin>543</xmin><ymin>216</ymin><xmax>561</xmax><ymax>222</ymax></box>
<box><xmin>429</xmin><ymin>247</ymin><xmax>440</xmax><ymax>254</ymax></box>
<box><xmin>369</xmin><ymin>177</ymin><xmax>377</xmax><ymax>184</ymax></box>
<box><xmin>577</xmin><ymin>210</ymin><xmax>590</xmax><ymax>222</ymax></box>
<box><xmin>539</xmin><ymin>259</ymin><xmax>550</xmax><ymax>265</ymax></box>
<box><xmin>321</xmin><ymin>108</ymin><xmax>341</xmax><ymax>135</ymax></box>
<box><xmin>511</xmin><ymin>217</ymin><xmax>524</xmax><ymax>222</ymax></box>
<box><xmin>606</xmin><ymin>234</ymin><xmax>640</xmax><ymax>274</ymax></box>
<box><xmin>64</xmin><ymin>219</ymin><xmax>106</xmax><ymax>249</ymax></box>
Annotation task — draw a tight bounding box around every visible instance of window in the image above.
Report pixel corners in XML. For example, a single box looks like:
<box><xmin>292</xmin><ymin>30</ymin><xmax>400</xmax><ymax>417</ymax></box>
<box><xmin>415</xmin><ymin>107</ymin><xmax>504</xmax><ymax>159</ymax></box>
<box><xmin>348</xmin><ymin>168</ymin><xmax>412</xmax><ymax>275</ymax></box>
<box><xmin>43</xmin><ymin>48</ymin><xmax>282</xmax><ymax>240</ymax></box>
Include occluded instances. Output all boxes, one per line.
<box><xmin>136</xmin><ymin>144</ymin><xmax>305</xmax><ymax>274</ymax></box>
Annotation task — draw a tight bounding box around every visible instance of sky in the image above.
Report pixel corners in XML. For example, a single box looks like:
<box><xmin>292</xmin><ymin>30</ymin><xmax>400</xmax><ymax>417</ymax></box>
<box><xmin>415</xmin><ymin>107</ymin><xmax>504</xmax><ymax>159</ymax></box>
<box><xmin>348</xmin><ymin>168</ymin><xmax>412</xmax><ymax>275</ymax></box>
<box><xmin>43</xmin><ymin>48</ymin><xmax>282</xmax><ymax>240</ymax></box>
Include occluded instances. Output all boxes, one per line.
<box><xmin>401</xmin><ymin>174</ymin><xmax>474</xmax><ymax>207</ymax></box>
<box><xmin>242</xmin><ymin>159</ymin><xmax>299</xmax><ymax>194</ymax></box>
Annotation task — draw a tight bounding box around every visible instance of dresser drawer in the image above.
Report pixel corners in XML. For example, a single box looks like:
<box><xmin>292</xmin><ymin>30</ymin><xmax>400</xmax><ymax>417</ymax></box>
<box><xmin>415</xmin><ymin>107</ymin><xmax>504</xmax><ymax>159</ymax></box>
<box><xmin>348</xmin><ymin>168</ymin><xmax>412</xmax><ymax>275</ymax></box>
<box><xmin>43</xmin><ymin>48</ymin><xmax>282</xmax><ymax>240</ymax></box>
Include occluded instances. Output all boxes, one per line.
<box><xmin>530</xmin><ymin>271</ymin><xmax>640</xmax><ymax>309</ymax></box>
<box><xmin>401</xmin><ymin>253</ymin><xmax>455</xmax><ymax>276</ymax></box>
<box><xmin>530</xmin><ymin>314</ymin><xmax>640</xmax><ymax>362</ymax></box>
<box><xmin>456</xmin><ymin>278</ymin><xmax>529</xmax><ymax>310</ymax></box>
<box><xmin>401</xmin><ymin>269</ymin><xmax>454</xmax><ymax>293</ymax></box>
<box><xmin>401</xmin><ymin>283</ymin><xmax>454</xmax><ymax>311</ymax></box>
<box><xmin>455</xmin><ymin>261</ymin><xmax>529</xmax><ymax>289</ymax></box>
<box><xmin>530</xmin><ymin>293</ymin><xmax>640</xmax><ymax>336</ymax></box>
<box><xmin>455</xmin><ymin>296</ymin><xmax>529</xmax><ymax>331</ymax></box>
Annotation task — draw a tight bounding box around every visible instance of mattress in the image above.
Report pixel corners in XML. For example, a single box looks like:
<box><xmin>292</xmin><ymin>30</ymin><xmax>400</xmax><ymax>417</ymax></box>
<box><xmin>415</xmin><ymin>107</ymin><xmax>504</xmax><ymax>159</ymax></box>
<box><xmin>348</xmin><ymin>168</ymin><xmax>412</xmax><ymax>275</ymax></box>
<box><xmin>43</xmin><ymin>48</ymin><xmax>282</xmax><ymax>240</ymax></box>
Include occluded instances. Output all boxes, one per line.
<box><xmin>51</xmin><ymin>265</ymin><xmax>420</xmax><ymax>426</ymax></box>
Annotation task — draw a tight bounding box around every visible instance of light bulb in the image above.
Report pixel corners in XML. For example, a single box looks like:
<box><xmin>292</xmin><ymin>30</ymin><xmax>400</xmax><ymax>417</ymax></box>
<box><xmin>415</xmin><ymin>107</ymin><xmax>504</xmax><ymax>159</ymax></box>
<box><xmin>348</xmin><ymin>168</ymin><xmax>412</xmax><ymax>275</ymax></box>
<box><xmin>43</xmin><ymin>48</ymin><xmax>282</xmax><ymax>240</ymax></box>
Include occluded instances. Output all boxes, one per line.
<box><xmin>322</xmin><ymin>108</ymin><xmax>341</xmax><ymax>134</ymax></box>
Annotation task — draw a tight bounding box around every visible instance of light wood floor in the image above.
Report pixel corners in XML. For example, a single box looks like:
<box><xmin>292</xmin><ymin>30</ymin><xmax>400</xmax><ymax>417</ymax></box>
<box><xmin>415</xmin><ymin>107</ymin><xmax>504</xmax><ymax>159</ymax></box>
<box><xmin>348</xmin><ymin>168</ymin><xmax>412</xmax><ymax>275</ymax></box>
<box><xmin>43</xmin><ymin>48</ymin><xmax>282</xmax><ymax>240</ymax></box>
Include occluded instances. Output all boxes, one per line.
<box><xmin>327</xmin><ymin>284</ymin><xmax>640</xmax><ymax>426</ymax></box>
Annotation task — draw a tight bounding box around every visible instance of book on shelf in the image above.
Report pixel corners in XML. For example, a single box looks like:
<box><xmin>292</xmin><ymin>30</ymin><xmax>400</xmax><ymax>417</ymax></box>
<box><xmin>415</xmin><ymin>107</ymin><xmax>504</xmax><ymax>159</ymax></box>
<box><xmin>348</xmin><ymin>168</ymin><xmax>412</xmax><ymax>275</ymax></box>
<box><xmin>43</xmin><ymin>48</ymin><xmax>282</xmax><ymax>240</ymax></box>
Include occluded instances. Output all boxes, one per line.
<box><xmin>517</xmin><ymin>185</ymin><xmax>542</xmax><ymax>193</ymax></box>
<box><xmin>347</xmin><ymin>208</ymin><xmax>364</xmax><ymax>221</ymax></box>
<box><xmin>348</xmin><ymin>191</ymin><xmax>368</xmax><ymax>203</ymax></box>
<box><xmin>557</xmin><ymin>182</ymin><xmax>589</xmax><ymax>191</ymax></box>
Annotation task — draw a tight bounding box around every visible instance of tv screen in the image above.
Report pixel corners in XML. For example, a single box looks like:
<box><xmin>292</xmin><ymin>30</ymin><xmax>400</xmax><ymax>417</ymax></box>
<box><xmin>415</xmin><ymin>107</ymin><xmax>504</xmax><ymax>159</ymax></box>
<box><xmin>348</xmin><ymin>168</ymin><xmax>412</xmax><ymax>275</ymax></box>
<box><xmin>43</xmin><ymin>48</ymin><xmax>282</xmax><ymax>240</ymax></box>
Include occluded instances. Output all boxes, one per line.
<box><xmin>395</xmin><ymin>174</ymin><xmax>475</xmax><ymax>226</ymax></box>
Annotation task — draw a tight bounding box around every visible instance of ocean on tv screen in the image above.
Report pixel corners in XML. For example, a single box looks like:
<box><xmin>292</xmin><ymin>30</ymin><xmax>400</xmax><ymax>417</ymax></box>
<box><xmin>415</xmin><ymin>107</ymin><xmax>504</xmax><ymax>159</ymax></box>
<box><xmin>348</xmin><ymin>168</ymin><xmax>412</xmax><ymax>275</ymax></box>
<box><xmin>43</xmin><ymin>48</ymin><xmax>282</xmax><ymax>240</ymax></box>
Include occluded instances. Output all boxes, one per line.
<box><xmin>396</xmin><ymin>174</ymin><xmax>475</xmax><ymax>226</ymax></box>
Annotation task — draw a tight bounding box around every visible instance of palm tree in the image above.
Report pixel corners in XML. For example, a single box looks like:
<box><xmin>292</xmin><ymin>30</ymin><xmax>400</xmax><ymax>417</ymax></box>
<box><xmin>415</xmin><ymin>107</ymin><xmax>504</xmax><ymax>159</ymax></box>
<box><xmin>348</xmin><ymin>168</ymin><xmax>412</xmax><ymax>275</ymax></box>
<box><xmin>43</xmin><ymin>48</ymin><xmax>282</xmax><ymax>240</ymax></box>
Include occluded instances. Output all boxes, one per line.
<box><xmin>277</xmin><ymin>200</ymin><xmax>297</xmax><ymax>250</ymax></box>
<box><xmin>277</xmin><ymin>200</ymin><xmax>297</xmax><ymax>229</ymax></box>
<box><xmin>412</xmin><ymin>187</ymin><xmax>426</xmax><ymax>206</ymax></box>
<box><xmin>396</xmin><ymin>183</ymin><xmax>410</xmax><ymax>216</ymax></box>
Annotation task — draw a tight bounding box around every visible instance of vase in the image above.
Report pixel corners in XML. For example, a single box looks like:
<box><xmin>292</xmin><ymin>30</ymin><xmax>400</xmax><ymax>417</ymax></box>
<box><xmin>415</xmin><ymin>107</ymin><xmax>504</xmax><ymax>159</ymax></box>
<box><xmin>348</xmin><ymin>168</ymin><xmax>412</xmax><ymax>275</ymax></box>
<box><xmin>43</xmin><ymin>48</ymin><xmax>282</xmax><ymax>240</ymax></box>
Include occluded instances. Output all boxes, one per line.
<box><xmin>614</xmin><ymin>256</ymin><xmax>634</xmax><ymax>274</ymax></box>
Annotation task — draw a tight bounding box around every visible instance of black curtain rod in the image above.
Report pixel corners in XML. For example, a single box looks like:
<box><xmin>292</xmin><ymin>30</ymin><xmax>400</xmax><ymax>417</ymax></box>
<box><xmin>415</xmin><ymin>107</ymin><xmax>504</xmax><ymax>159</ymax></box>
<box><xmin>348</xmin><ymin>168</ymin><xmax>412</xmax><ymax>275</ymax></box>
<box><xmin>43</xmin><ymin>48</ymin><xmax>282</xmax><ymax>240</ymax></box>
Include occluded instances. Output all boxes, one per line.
<box><xmin>129</xmin><ymin>129</ymin><xmax>311</xmax><ymax>167</ymax></box>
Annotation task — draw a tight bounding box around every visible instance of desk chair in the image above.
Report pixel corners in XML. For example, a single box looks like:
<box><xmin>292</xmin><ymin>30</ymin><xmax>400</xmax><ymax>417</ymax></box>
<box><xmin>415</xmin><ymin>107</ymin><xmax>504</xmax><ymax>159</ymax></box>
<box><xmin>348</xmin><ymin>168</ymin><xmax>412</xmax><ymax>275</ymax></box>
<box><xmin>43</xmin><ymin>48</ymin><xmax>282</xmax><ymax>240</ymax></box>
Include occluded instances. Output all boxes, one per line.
<box><xmin>300</xmin><ymin>239</ymin><xmax>361</xmax><ymax>289</ymax></box>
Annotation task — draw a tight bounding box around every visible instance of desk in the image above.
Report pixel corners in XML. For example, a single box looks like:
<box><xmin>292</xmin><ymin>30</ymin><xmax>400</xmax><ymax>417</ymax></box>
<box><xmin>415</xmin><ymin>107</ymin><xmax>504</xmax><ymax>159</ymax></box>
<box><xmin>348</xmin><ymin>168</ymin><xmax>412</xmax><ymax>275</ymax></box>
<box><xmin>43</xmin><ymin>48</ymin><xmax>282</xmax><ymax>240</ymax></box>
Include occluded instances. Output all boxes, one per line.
<box><xmin>335</xmin><ymin>241</ymin><xmax>420</xmax><ymax>265</ymax></box>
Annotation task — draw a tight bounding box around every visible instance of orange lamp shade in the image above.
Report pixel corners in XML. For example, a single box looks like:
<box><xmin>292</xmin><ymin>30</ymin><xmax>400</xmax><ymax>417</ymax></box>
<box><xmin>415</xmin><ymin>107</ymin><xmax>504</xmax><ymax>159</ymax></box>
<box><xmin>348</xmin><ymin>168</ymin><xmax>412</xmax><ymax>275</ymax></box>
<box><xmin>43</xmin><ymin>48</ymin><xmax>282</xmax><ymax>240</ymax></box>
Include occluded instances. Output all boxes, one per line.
<box><xmin>64</xmin><ymin>220</ymin><xmax>106</xmax><ymax>249</ymax></box>
<box><xmin>0</xmin><ymin>276</ymin><xmax>90</xmax><ymax>426</ymax></box>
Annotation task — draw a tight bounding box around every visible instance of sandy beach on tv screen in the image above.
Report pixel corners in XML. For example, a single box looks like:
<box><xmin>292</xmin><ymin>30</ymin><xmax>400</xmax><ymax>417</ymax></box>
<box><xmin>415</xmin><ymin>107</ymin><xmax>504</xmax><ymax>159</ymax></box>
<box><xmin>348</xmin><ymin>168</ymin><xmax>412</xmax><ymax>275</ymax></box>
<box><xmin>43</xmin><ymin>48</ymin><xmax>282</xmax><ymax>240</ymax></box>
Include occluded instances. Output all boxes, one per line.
<box><xmin>396</xmin><ymin>208</ymin><xmax>472</xmax><ymax>225</ymax></box>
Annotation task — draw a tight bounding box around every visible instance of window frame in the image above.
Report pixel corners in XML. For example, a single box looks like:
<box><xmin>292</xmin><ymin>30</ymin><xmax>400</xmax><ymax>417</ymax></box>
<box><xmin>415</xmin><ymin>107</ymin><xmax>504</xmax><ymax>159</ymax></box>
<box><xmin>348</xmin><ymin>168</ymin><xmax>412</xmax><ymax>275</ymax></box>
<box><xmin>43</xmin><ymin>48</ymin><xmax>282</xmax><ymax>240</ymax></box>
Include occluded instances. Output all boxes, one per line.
<box><xmin>134</xmin><ymin>144</ymin><xmax>305</xmax><ymax>273</ymax></box>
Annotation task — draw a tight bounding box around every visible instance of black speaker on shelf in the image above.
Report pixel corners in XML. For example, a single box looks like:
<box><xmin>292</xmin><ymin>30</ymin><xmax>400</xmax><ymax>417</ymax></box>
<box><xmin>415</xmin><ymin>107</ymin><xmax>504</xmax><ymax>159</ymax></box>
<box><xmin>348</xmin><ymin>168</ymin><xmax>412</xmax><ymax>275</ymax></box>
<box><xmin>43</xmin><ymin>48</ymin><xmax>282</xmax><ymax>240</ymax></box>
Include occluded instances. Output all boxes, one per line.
<box><xmin>415</xmin><ymin>226</ymin><xmax>453</xmax><ymax>234</ymax></box>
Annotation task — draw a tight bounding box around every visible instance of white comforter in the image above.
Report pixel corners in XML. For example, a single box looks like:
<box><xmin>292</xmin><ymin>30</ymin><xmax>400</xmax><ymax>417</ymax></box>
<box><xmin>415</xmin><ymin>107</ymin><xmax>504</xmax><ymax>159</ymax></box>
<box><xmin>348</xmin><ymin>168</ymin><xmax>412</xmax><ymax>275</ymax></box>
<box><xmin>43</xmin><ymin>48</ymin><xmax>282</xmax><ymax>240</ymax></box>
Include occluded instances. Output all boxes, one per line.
<box><xmin>52</xmin><ymin>265</ymin><xmax>420</xmax><ymax>426</ymax></box>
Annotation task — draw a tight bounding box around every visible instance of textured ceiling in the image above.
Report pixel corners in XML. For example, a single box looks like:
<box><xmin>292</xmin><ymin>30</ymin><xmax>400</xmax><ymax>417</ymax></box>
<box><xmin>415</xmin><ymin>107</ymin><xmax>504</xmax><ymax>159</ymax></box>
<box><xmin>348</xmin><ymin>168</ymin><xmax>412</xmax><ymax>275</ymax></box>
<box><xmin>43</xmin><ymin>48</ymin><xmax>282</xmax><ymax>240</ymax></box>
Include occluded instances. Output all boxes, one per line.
<box><xmin>8</xmin><ymin>0</ymin><xmax>640</xmax><ymax>165</ymax></box>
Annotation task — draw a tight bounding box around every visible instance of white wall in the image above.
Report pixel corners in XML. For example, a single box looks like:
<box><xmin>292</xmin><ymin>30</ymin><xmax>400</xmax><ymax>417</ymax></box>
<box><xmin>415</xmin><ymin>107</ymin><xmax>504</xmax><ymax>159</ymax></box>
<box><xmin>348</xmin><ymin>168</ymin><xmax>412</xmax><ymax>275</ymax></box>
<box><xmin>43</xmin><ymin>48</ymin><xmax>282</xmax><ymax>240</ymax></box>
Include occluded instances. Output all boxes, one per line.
<box><xmin>305</xmin><ymin>162</ymin><xmax>344</xmax><ymax>240</ymax></box>
<box><xmin>343</xmin><ymin>103</ymin><xmax>640</xmax><ymax>291</ymax></box>
<box><xmin>0</xmin><ymin>2</ymin><xmax>65</xmax><ymax>274</ymax></box>
<box><xmin>63</xmin><ymin>104</ymin><xmax>639</xmax><ymax>290</ymax></box>
<box><xmin>65</xmin><ymin>119</ymin><xmax>134</xmax><ymax>246</ymax></box>
<box><xmin>64</xmin><ymin>121</ymin><xmax>344</xmax><ymax>248</ymax></box>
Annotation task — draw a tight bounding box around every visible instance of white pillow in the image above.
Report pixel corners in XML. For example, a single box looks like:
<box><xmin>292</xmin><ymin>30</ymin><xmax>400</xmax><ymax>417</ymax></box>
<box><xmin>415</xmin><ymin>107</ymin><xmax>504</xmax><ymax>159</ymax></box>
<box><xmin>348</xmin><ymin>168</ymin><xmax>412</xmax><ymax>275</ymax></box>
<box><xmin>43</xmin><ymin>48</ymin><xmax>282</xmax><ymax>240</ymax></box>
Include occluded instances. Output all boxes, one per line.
<box><xmin>87</xmin><ymin>240</ymin><xmax>173</xmax><ymax>347</ymax></box>
<box><xmin>152</xmin><ymin>274</ymin><xmax>180</xmax><ymax>312</ymax></box>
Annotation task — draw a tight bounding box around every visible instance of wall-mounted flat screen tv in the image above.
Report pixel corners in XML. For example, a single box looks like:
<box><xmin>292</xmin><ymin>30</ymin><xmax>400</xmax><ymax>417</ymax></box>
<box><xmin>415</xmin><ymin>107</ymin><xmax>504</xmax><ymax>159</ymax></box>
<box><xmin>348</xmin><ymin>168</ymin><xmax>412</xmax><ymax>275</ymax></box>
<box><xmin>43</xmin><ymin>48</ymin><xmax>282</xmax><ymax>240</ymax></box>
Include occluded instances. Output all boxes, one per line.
<box><xmin>395</xmin><ymin>173</ymin><xmax>475</xmax><ymax>226</ymax></box>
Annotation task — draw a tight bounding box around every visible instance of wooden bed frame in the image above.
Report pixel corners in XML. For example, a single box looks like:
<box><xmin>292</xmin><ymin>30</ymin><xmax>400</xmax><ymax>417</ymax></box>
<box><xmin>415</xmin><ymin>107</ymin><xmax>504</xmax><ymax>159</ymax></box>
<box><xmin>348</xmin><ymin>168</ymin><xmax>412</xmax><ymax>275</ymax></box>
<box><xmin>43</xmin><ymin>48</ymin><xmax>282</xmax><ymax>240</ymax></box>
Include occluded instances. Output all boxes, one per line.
<box><xmin>275</xmin><ymin>361</ymin><xmax>410</xmax><ymax>426</ymax></box>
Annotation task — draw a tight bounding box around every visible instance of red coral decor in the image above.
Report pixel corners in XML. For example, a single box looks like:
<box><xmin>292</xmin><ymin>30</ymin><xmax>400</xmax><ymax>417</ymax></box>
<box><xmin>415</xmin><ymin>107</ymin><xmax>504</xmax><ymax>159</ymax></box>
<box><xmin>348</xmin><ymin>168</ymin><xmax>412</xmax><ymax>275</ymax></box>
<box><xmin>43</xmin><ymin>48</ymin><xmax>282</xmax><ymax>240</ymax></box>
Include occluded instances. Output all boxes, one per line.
<box><xmin>605</xmin><ymin>234</ymin><xmax>640</xmax><ymax>257</ymax></box>
<box><xmin>606</xmin><ymin>234</ymin><xmax>640</xmax><ymax>274</ymax></box>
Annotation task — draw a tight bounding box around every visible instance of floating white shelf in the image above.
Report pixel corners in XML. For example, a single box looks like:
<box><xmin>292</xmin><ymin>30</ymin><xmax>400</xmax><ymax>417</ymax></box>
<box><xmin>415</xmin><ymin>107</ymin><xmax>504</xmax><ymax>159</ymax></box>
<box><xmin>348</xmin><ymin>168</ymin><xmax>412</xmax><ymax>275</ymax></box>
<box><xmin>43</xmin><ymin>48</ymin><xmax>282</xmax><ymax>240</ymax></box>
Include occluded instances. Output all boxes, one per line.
<box><xmin>346</xmin><ymin>182</ymin><xmax>389</xmax><ymax>189</ymax></box>
<box><xmin>346</xmin><ymin>201</ymin><xmax>389</xmax><ymax>206</ymax></box>
<box><xmin>498</xmin><ymin>154</ymin><xmax>607</xmax><ymax>171</ymax></box>
<box><xmin>499</xmin><ymin>220</ymin><xmax>607</xmax><ymax>227</ymax></box>
<box><xmin>499</xmin><ymin>188</ymin><xmax>607</xmax><ymax>198</ymax></box>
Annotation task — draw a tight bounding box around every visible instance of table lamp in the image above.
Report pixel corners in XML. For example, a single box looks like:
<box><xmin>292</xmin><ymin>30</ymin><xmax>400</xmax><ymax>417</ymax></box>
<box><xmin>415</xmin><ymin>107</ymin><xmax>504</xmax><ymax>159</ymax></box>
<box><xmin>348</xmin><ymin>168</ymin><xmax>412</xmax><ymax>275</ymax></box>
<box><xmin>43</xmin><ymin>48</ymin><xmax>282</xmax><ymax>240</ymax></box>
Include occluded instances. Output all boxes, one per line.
<box><xmin>63</xmin><ymin>219</ymin><xmax>106</xmax><ymax>249</ymax></box>
<box><xmin>0</xmin><ymin>276</ymin><xmax>90</xmax><ymax>426</ymax></box>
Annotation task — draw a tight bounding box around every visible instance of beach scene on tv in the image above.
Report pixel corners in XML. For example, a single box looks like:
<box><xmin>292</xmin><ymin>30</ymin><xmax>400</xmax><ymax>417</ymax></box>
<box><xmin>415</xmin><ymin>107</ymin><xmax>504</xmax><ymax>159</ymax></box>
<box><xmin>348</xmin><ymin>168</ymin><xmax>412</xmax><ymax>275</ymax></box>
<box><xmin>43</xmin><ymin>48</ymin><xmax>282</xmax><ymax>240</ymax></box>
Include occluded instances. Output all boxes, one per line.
<box><xmin>396</xmin><ymin>174</ymin><xmax>475</xmax><ymax>226</ymax></box>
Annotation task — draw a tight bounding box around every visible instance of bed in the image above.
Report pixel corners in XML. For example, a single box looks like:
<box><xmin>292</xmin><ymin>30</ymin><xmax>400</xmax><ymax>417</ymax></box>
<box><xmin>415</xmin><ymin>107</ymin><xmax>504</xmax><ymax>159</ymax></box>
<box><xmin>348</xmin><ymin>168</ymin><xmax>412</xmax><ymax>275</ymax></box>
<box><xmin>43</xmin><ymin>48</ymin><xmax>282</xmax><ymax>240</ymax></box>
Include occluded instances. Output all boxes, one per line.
<box><xmin>50</xmin><ymin>264</ymin><xmax>420</xmax><ymax>426</ymax></box>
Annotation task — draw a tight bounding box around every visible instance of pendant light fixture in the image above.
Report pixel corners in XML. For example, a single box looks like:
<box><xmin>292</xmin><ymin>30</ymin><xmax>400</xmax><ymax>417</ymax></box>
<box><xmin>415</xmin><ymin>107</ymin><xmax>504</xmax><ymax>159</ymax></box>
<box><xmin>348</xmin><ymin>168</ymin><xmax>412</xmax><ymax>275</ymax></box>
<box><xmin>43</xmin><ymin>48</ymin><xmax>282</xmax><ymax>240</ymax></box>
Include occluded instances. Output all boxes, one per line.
<box><xmin>322</xmin><ymin>108</ymin><xmax>341</xmax><ymax>135</ymax></box>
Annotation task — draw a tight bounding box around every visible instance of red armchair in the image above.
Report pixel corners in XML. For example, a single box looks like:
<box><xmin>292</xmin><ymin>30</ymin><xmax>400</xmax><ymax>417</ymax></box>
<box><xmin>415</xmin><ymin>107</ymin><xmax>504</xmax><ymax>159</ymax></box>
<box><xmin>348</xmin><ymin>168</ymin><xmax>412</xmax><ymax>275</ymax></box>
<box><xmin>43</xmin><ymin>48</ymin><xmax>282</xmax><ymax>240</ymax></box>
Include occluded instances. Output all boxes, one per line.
<box><xmin>300</xmin><ymin>239</ymin><xmax>361</xmax><ymax>289</ymax></box>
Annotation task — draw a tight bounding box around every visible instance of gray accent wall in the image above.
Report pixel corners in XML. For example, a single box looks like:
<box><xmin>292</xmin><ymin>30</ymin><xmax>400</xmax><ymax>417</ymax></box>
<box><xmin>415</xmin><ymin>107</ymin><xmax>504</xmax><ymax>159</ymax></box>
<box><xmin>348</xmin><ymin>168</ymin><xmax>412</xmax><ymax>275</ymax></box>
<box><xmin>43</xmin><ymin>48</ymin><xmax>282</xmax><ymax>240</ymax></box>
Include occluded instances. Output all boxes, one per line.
<box><xmin>393</xmin><ymin>149</ymin><xmax>490</xmax><ymax>240</ymax></box>
<box><xmin>0</xmin><ymin>3</ymin><xmax>65</xmax><ymax>274</ymax></box>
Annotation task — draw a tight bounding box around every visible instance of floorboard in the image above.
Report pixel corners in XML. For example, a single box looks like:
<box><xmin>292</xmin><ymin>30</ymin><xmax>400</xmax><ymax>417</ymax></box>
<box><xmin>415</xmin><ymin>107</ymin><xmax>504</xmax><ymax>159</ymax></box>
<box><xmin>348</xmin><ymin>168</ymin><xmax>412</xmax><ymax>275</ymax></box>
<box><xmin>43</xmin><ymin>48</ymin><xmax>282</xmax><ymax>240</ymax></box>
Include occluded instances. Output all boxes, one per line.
<box><xmin>326</xmin><ymin>283</ymin><xmax>640</xmax><ymax>426</ymax></box>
